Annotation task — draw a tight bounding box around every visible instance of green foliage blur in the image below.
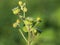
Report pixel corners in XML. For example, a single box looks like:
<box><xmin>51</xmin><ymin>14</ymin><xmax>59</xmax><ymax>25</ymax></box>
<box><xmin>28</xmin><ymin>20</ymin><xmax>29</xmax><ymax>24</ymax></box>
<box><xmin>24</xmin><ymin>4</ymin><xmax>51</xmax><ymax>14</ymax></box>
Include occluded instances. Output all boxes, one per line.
<box><xmin>0</xmin><ymin>0</ymin><xmax>60</xmax><ymax>45</ymax></box>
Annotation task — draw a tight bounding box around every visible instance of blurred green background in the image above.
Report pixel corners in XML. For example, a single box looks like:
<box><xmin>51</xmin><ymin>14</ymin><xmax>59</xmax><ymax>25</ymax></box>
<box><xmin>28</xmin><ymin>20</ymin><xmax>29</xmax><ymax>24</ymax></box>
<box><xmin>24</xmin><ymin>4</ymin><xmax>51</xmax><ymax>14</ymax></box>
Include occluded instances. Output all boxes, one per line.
<box><xmin>0</xmin><ymin>0</ymin><xmax>60</xmax><ymax>45</ymax></box>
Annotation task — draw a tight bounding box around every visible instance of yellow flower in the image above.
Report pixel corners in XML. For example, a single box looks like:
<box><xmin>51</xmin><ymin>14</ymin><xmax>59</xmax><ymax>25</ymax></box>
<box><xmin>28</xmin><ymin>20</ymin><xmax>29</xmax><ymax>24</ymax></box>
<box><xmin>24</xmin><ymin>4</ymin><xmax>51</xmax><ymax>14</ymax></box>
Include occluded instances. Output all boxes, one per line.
<box><xmin>23</xmin><ymin>7</ymin><xmax>27</xmax><ymax>12</ymax></box>
<box><xmin>18</xmin><ymin>1</ymin><xmax>23</xmax><ymax>6</ymax></box>
<box><xmin>12</xmin><ymin>7</ymin><xmax>20</xmax><ymax>15</ymax></box>
<box><xmin>26</xmin><ymin>17</ymin><xmax>33</xmax><ymax>22</ymax></box>
<box><xmin>23</xmin><ymin>26</ymin><xmax>28</xmax><ymax>32</ymax></box>
<box><xmin>36</xmin><ymin>17</ymin><xmax>41</xmax><ymax>22</ymax></box>
<box><xmin>13</xmin><ymin>23</ymin><xmax>17</xmax><ymax>28</ymax></box>
<box><xmin>34</xmin><ymin>29</ymin><xmax>37</xmax><ymax>33</ymax></box>
<box><xmin>31</xmin><ymin>28</ymin><xmax>37</xmax><ymax>33</ymax></box>
<box><xmin>16</xmin><ymin>19</ymin><xmax>20</xmax><ymax>24</ymax></box>
<box><xmin>24</xmin><ymin>20</ymin><xmax>32</xmax><ymax>25</ymax></box>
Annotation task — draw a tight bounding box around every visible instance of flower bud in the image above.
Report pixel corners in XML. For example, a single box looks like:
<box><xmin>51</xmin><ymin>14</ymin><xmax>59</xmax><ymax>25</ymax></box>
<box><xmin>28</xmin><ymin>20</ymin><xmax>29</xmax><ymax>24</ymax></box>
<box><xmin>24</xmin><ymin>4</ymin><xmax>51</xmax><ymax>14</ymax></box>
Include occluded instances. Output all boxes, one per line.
<box><xmin>12</xmin><ymin>7</ymin><xmax>20</xmax><ymax>15</ymax></box>
<box><xmin>24</xmin><ymin>20</ymin><xmax>32</xmax><ymax>26</ymax></box>
<box><xmin>13</xmin><ymin>23</ymin><xmax>17</xmax><ymax>28</ymax></box>
<box><xmin>34</xmin><ymin>29</ymin><xmax>37</xmax><ymax>33</ymax></box>
<box><xmin>19</xmin><ymin>1</ymin><xmax>23</xmax><ymax>6</ymax></box>
<box><xmin>23</xmin><ymin>7</ymin><xmax>27</xmax><ymax>12</ymax></box>
<box><xmin>16</xmin><ymin>19</ymin><xmax>20</xmax><ymax>24</ymax></box>
<box><xmin>36</xmin><ymin>17</ymin><xmax>41</xmax><ymax>22</ymax></box>
<box><xmin>26</xmin><ymin>17</ymin><xmax>33</xmax><ymax>22</ymax></box>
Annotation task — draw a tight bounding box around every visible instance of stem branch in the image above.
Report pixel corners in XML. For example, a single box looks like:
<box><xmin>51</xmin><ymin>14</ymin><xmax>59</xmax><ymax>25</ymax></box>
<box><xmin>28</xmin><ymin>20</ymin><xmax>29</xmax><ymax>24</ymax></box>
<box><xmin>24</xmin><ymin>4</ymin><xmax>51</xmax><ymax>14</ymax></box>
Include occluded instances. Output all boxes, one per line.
<box><xmin>27</xmin><ymin>26</ymin><xmax>31</xmax><ymax>45</ymax></box>
<box><xmin>19</xmin><ymin>29</ymin><xmax>28</xmax><ymax>43</ymax></box>
<box><xmin>24</xmin><ymin>12</ymin><xmax>25</xmax><ymax>18</ymax></box>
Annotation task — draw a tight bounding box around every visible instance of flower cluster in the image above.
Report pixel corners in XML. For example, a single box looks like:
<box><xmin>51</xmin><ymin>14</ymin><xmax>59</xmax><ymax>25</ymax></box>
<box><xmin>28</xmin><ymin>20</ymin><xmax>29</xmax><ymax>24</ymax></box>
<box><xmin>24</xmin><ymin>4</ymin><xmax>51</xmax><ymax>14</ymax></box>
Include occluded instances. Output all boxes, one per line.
<box><xmin>18</xmin><ymin>1</ymin><xmax>27</xmax><ymax>12</ymax></box>
<box><xmin>13</xmin><ymin>19</ymin><xmax>20</xmax><ymax>28</ymax></box>
<box><xmin>12</xmin><ymin>0</ymin><xmax>42</xmax><ymax>33</ymax></box>
<box><xmin>12</xmin><ymin>1</ymin><xmax>42</xmax><ymax>44</ymax></box>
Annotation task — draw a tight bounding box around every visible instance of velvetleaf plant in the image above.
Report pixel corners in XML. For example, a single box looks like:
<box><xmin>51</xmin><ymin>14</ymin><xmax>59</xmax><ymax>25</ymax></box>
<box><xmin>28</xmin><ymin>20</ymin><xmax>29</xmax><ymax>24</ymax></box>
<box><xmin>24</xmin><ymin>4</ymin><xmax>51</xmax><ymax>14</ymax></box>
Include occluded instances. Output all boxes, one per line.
<box><xmin>12</xmin><ymin>1</ymin><xmax>42</xmax><ymax>45</ymax></box>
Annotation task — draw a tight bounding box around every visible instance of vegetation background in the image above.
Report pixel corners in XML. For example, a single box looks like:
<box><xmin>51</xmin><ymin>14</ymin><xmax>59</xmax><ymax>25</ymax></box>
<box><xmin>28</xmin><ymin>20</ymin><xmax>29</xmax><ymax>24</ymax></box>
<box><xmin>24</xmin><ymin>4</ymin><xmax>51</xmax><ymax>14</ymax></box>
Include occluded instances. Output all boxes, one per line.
<box><xmin>0</xmin><ymin>0</ymin><xmax>60</xmax><ymax>45</ymax></box>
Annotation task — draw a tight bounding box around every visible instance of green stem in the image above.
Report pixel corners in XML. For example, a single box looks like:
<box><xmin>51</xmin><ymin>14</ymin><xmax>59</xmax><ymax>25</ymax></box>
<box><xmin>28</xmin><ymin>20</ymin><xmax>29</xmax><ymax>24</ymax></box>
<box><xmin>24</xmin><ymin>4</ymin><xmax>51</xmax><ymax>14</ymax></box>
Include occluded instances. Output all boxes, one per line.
<box><xmin>19</xmin><ymin>29</ymin><xmax>28</xmax><ymax>43</ymax></box>
<box><xmin>28</xmin><ymin>29</ymin><xmax>30</xmax><ymax>45</ymax></box>
<box><xmin>24</xmin><ymin>12</ymin><xmax>25</xmax><ymax>18</ymax></box>
<box><xmin>30</xmin><ymin>22</ymin><xmax>39</xmax><ymax>42</ymax></box>
<box><xmin>28</xmin><ymin>32</ymin><xmax>30</xmax><ymax>45</ymax></box>
<box><xmin>33</xmin><ymin>22</ymin><xmax>39</xmax><ymax>28</ymax></box>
